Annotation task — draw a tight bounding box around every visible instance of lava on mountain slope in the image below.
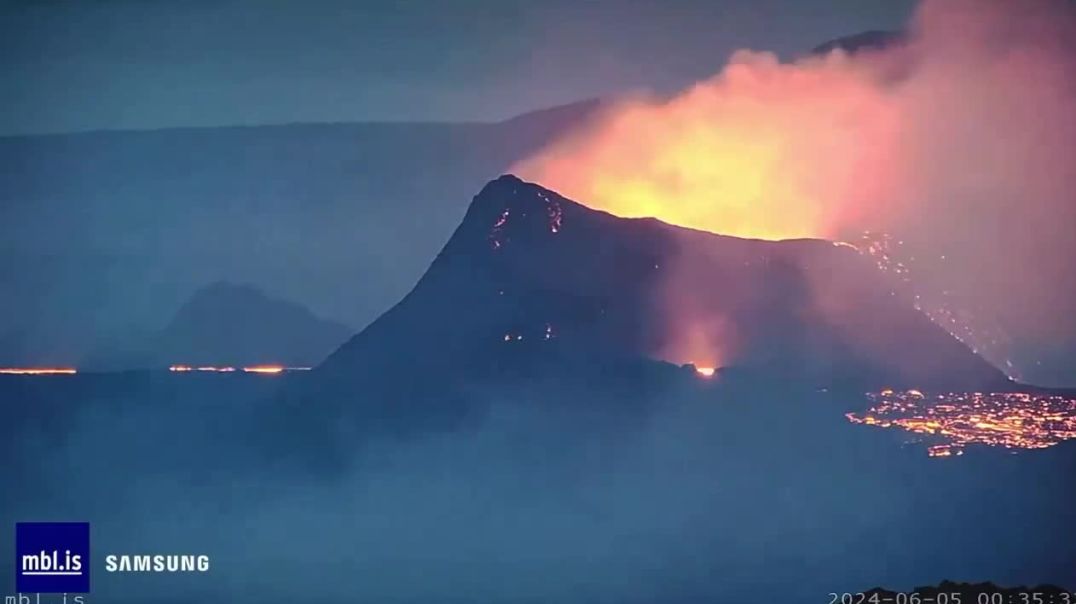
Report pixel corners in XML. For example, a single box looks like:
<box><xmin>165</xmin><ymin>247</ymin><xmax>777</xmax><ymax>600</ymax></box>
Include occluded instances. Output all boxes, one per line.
<box><xmin>318</xmin><ymin>175</ymin><xmax>1008</xmax><ymax>394</ymax></box>
<box><xmin>845</xmin><ymin>232</ymin><xmax>1019</xmax><ymax>380</ymax></box>
<box><xmin>489</xmin><ymin>193</ymin><xmax>564</xmax><ymax>250</ymax></box>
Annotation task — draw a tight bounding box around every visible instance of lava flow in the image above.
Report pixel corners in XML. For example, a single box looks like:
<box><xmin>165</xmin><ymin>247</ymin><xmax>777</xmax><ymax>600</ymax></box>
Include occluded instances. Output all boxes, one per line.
<box><xmin>0</xmin><ymin>367</ymin><xmax>78</xmax><ymax>375</ymax></box>
<box><xmin>847</xmin><ymin>389</ymin><xmax>1076</xmax><ymax>457</ymax></box>
<box><xmin>170</xmin><ymin>365</ymin><xmax>235</xmax><ymax>373</ymax></box>
<box><xmin>847</xmin><ymin>232</ymin><xmax>1020</xmax><ymax>380</ymax></box>
<box><xmin>169</xmin><ymin>365</ymin><xmax>310</xmax><ymax>374</ymax></box>
<box><xmin>242</xmin><ymin>365</ymin><xmax>287</xmax><ymax>374</ymax></box>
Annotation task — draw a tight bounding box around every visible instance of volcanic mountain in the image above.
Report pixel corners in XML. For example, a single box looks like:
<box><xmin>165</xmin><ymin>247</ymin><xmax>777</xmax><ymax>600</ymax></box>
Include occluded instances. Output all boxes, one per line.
<box><xmin>317</xmin><ymin>175</ymin><xmax>1008</xmax><ymax>392</ymax></box>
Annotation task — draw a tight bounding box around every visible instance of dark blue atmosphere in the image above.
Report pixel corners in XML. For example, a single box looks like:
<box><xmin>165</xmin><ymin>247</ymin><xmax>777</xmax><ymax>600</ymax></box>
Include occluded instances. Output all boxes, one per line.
<box><xmin>2</xmin><ymin>1</ymin><xmax>1075</xmax><ymax>603</ymax></box>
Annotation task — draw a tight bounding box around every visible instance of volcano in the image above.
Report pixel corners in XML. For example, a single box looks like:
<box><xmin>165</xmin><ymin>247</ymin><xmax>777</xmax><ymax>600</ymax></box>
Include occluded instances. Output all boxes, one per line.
<box><xmin>317</xmin><ymin>175</ymin><xmax>1007</xmax><ymax>394</ymax></box>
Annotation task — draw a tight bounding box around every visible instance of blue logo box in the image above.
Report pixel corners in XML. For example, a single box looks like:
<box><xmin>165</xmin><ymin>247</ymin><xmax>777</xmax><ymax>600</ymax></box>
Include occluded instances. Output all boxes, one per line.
<box><xmin>15</xmin><ymin>522</ymin><xmax>90</xmax><ymax>594</ymax></box>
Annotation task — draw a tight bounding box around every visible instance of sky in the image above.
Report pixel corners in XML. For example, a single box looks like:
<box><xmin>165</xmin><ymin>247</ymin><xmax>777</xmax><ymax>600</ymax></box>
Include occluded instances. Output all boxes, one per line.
<box><xmin>0</xmin><ymin>0</ymin><xmax>915</xmax><ymax>135</ymax></box>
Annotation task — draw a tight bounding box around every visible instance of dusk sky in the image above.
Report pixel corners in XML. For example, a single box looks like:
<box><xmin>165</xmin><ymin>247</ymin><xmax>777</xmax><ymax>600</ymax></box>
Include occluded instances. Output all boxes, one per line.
<box><xmin>1</xmin><ymin>0</ymin><xmax>915</xmax><ymax>135</ymax></box>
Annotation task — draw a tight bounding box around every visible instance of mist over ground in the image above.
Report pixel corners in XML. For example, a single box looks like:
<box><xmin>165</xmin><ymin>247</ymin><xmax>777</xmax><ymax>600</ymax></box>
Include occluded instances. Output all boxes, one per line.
<box><xmin>3</xmin><ymin>371</ymin><xmax>1074</xmax><ymax>603</ymax></box>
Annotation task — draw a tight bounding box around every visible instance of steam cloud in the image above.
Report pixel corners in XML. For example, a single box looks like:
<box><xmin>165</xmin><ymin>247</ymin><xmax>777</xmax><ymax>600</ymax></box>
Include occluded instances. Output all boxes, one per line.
<box><xmin>515</xmin><ymin>0</ymin><xmax>1076</xmax><ymax>383</ymax></box>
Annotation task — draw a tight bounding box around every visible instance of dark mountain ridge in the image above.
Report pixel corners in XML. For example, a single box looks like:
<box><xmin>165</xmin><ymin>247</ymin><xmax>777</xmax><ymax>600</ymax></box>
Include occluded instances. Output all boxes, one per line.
<box><xmin>0</xmin><ymin>100</ymin><xmax>601</xmax><ymax>366</ymax></box>
<box><xmin>317</xmin><ymin>175</ymin><xmax>1008</xmax><ymax>393</ymax></box>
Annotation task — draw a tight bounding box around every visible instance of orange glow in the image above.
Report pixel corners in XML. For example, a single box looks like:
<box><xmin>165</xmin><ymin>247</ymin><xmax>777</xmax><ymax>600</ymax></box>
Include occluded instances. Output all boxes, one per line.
<box><xmin>514</xmin><ymin>50</ymin><xmax>902</xmax><ymax>241</ymax></box>
<box><xmin>170</xmin><ymin>364</ymin><xmax>310</xmax><ymax>374</ymax></box>
<box><xmin>242</xmin><ymin>365</ymin><xmax>285</xmax><ymax>374</ymax></box>
<box><xmin>511</xmin><ymin>0</ymin><xmax>1076</xmax><ymax>384</ymax></box>
<box><xmin>927</xmin><ymin>444</ymin><xmax>963</xmax><ymax>458</ymax></box>
<box><xmin>695</xmin><ymin>366</ymin><xmax>716</xmax><ymax>378</ymax></box>
<box><xmin>0</xmin><ymin>367</ymin><xmax>77</xmax><ymax>375</ymax></box>
<box><xmin>848</xmin><ymin>390</ymin><xmax>1076</xmax><ymax>457</ymax></box>
<box><xmin>654</xmin><ymin>276</ymin><xmax>733</xmax><ymax>376</ymax></box>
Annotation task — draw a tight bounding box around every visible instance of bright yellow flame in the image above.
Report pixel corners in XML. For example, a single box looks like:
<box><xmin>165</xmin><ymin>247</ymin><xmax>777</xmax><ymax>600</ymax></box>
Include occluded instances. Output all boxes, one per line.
<box><xmin>0</xmin><ymin>367</ymin><xmax>77</xmax><ymax>375</ymax></box>
<box><xmin>242</xmin><ymin>365</ymin><xmax>285</xmax><ymax>374</ymax></box>
<box><xmin>514</xmin><ymin>51</ymin><xmax>901</xmax><ymax>241</ymax></box>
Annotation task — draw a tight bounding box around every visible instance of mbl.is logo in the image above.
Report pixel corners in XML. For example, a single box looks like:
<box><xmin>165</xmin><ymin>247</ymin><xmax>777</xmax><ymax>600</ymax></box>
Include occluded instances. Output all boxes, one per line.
<box><xmin>15</xmin><ymin>523</ymin><xmax>90</xmax><ymax>594</ymax></box>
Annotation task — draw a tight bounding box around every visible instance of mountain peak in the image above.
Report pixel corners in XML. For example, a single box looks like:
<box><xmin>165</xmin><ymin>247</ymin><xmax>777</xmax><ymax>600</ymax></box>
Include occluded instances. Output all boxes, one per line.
<box><xmin>320</xmin><ymin>177</ymin><xmax>1008</xmax><ymax>392</ymax></box>
<box><xmin>469</xmin><ymin>173</ymin><xmax>528</xmax><ymax>209</ymax></box>
<box><xmin>464</xmin><ymin>174</ymin><xmax>555</xmax><ymax>217</ymax></box>
<box><xmin>449</xmin><ymin>174</ymin><xmax>585</xmax><ymax>258</ymax></box>
<box><xmin>811</xmin><ymin>30</ymin><xmax>905</xmax><ymax>56</ymax></box>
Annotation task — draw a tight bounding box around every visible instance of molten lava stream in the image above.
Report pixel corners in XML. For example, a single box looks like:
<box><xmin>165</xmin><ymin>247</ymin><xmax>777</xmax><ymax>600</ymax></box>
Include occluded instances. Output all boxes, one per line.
<box><xmin>242</xmin><ymin>365</ymin><xmax>286</xmax><ymax>374</ymax></box>
<box><xmin>0</xmin><ymin>367</ymin><xmax>77</xmax><ymax>375</ymax></box>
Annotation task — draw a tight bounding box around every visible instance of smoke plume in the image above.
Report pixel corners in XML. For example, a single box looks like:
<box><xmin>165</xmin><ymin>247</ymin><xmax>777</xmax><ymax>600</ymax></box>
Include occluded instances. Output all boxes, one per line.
<box><xmin>515</xmin><ymin>0</ymin><xmax>1076</xmax><ymax>383</ymax></box>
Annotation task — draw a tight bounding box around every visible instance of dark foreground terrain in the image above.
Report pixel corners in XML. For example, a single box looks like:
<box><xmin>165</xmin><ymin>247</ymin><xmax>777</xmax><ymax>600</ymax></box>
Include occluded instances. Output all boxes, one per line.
<box><xmin>2</xmin><ymin>367</ymin><xmax>1074</xmax><ymax>604</ymax></box>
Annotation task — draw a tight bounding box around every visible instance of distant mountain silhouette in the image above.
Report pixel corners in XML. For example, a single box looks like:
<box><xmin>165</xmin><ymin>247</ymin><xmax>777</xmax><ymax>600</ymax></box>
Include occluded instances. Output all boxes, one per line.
<box><xmin>812</xmin><ymin>30</ymin><xmax>905</xmax><ymax>55</ymax></box>
<box><xmin>87</xmin><ymin>282</ymin><xmax>352</xmax><ymax>369</ymax></box>
<box><xmin>154</xmin><ymin>282</ymin><xmax>352</xmax><ymax>367</ymax></box>
<box><xmin>0</xmin><ymin>100</ymin><xmax>601</xmax><ymax>366</ymax></box>
<box><xmin>317</xmin><ymin>175</ymin><xmax>1009</xmax><ymax>392</ymax></box>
